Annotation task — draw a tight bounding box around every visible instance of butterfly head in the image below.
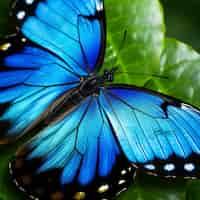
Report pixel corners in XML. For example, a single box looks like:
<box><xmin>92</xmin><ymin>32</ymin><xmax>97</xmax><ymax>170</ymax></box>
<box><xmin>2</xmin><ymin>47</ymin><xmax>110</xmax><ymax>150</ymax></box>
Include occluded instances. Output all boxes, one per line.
<box><xmin>103</xmin><ymin>67</ymin><xmax>118</xmax><ymax>83</ymax></box>
<box><xmin>79</xmin><ymin>68</ymin><xmax>117</xmax><ymax>97</ymax></box>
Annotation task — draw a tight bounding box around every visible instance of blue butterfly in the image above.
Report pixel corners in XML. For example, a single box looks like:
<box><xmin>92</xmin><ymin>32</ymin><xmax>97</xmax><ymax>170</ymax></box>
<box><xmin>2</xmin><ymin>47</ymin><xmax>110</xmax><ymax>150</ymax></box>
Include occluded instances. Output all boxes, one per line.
<box><xmin>0</xmin><ymin>0</ymin><xmax>200</xmax><ymax>199</ymax></box>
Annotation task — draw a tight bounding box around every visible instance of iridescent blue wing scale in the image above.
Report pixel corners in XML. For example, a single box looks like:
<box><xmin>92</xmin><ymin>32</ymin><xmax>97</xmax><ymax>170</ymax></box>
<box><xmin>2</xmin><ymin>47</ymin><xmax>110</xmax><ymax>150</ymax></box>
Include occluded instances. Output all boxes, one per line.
<box><xmin>10</xmin><ymin>96</ymin><xmax>135</xmax><ymax>199</ymax></box>
<box><xmin>99</xmin><ymin>85</ymin><xmax>200</xmax><ymax>177</ymax></box>
<box><xmin>0</xmin><ymin>36</ymin><xmax>80</xmax><ymax>143</ymax></box>
<box><xmin>12</xmin><ymin>0</ymin><xmax>105</xmax><ymax>73</ymax></box>
<box><xmin>0</xmin><ymin>0</ymin><xmax>105</xmax><ymax>143</ymax></box>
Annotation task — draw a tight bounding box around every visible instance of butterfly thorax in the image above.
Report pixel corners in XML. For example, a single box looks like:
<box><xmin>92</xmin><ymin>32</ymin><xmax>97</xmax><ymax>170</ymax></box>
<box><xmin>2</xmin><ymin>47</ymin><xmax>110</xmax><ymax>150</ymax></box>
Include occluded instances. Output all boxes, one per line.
<box><xmin>79</xmin><ymin>75</ymin><xmax>101</xmax><ymax>97</ymax></box>
<box><xmin>79</xmin><ymin>69</ymin><xmax>115</xmax><ymax>97</ymax></box>
<box><xmin>46</xmin><ymin>69</ymin><xmax>115</xmax><ymax>123</ymax></box>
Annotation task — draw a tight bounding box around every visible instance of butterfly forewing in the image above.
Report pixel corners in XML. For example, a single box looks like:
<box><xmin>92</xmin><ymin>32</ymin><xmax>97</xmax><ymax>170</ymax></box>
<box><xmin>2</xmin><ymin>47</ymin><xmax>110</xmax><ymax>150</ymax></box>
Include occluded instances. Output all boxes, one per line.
<box><xmin>12</xmin><ymin>0</ymin><xmax>105</xmax><ymax>73</ymax></box>
<box><xmin>0</xmin><ymin>36</ymin><xmax>80</xmax><ymax>143</ymax></box>
<box><xmin>0</xmin><ymin>0</ymin><xmax>105</xmax><ymax>142</ymax></box>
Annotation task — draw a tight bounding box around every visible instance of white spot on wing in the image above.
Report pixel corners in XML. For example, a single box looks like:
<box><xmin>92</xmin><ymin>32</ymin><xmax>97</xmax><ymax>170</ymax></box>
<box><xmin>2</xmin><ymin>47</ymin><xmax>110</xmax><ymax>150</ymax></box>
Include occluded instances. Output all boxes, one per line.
<box><xmin>144</xmin><ymin>164</ymin><xmax>155</xmax><ymax>171</ymax></box>
<box><xmin>0</xmin><ymin>43</ymin><xmax>11</xmax><ymax>51</ymax></box>
<box><xmin>118</xmin><ymin>180</ymin><xmax>126</xmax><ymax>185</ymax></box>
<box><xmin>184</xmin><ymin>163</ymin><xmax>195</xmax><ymax>172</ymax></box>
<box><xmin>121</xmin><ymin>170</ymin><xmax>127</xmax><ymax>175</ymax></box>
<box><xmin>17</xmin><ymin>11</ymin><xmax>26</xmax><ymax>20</ymax></box>
<box><xmin>25</xmin><ymin>0</ymin><xmax>34</xmax><ymax>4</ymax></box>
<box><xmin>98</xmin><ymin>184</ymin><xmax>109</xmax><ymax>193</ymax></box>
<box><xmin>164</xmin><ymin>163</ymin><xmax>175</xmax><ymax>172</ymax></box>
<box><xmin>128</xmin><ymin>167</ymin><xmax>132</xmax><ymax>172</ymax></box>
<box><xmin>96</xmin><ymin>0</ymin><xmax>103</xmax><ymax>12</ymax></box>
<box><xmin>21</xmin><ymin>38</ymin><xmax>27</xmax><ymax>43</ymax></box>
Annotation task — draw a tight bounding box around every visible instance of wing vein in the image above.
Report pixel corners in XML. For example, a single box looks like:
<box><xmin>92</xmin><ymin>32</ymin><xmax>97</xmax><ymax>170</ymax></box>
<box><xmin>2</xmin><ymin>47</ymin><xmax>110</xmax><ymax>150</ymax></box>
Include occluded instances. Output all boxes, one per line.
<box><xmin>107</xmin><ymin>90</ymin><xmax>162</xmax><ymax>119</ymax></box>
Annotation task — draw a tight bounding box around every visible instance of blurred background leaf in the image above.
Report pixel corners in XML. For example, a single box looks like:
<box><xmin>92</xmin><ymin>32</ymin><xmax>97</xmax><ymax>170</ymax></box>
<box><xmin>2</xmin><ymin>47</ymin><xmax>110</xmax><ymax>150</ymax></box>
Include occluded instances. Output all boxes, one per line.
<box><xmin>0</xmin><ymin>0</ymin><xmax>200</xmax><ymax>200</ymax></box>
<box><xmin>161</xmin><ymin>0</ymin><xmax>200</xmax><ymax>52</ymax></box>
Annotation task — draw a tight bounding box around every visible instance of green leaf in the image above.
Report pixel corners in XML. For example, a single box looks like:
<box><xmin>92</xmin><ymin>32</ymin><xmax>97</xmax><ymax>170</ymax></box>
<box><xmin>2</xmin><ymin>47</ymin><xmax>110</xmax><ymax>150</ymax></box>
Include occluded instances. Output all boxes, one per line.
<box><xmin>160</xmin><ymin>0</ymin><xmax>200</xmax><ymax>52</ymax></box>
<box><xmin>0</xmin><ymin>0</ymin><xmax>14</xmax><ymax>37</ymax></box>
<box><xmin>0</xmin><ymin>146</ymin><xmax>25</xmax><ymax>200</ymax></box>
<box><xmin>103</xmin><ymin>0</ymin><xmax>200</xmax><ymax>109</ymax></box>
<box><xmin>186</xmin><ymin>180</ymin><xmax>200</xmax><ymax>200</ymax></box>
<box><xmin>159</xmin><ymin>38</ymin><xmax>200</xmax><ymax>107</ymax></box>
<box><xmin>119</xmin><ymin>173</ymin><xmax>186</xmax><ymax>200</ymax></box>
<box><xmin>103</xmin><ymin>0</ymin><xmax>165</xmax><ymax>86</ymax></box>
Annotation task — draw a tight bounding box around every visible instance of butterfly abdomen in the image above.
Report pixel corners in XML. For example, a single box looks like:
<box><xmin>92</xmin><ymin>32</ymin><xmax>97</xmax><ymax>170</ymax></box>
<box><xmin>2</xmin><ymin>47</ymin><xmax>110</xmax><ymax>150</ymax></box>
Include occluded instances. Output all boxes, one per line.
<box><xmin>46</xmin><ymin>88</ymin><xmax>87</xmax><ymax>124</ymax></box>
<box><xmin>46</xmin><ymin>75</ymin><xmax>103</xmax><ymax>124</ymax></box>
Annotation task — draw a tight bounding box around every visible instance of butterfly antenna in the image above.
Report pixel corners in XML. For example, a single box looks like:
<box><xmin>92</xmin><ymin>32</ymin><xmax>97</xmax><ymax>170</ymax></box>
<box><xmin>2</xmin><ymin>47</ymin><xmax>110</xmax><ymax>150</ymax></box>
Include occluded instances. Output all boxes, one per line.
<box><xmin>119</xmin><ymin>29</ymin><xmax>127</xmax><ymax>54</ymax></box>
<box><xmin>111</xmin><ymin>29</ymin><xmax>128</xmax><ymax>68</ymax></box>
<box><xmin>110</xmin><ymin>30</ymin><xmax>169</xmax><ymax>80</ymax></box>
<box><xmin>115</xmin><ymin>71</ymin><xmax>169</xmax><ymax>80</ymax></box>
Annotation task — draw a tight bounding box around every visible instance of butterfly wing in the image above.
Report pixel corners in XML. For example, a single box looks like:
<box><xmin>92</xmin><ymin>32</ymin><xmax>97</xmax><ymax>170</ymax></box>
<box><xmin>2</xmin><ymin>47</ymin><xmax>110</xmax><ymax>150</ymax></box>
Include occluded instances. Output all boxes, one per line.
<box><xmin>12</xmin><ymin>0</ymin><xmax>105</xmax><ymax>73</ymax></box>
<box><xmin>99</xmin><ymin>85</ymin><xmax>200</xmax><ymax>177</ymax></box>
<box><xmin>10</xmin><ymin>96</ymin><xmax>135</xmax><ymax>199</ymax></box>
<box><xmin>0</xmin><ymin>0</ymin><xmax>105</xmax><ymax>142</ymax></box>
<box><xmin>0</xmin><ymin>36</ymin><xmax>81</xmax><ymax>143</ymax></box>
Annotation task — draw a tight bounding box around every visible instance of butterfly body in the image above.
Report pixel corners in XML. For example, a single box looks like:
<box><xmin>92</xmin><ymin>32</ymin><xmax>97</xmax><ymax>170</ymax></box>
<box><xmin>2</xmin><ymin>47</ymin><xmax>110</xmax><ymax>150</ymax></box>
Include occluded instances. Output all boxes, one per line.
<box><xmin>46</xmin><ymin>69</ymin><xmax>114</xmax><ymax>123</ymax></box>
<box><xmin>78</xmin><ymin>69</ymin><xmax>114</xmax><ymax>97</ymax></box>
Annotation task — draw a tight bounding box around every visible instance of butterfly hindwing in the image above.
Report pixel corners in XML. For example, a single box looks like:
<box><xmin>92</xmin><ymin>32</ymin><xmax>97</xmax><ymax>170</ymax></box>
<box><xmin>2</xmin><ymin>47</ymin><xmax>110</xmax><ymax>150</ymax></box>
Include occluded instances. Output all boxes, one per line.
<box><xmin>12</xmin><ymin>0</ymin><xmax>105</xmax><ymax>73</ymax></box>
<box><xmin>98</xmin><ymin>85</ymin><xmax>200</xmax><ymax>178</ymax></box>
<box><xmin>10</xmin><ymin>82</ymin><xmax>200</xmax><ymax>199</ymax></box>
<box><xmin>10</xmin><ymin>96</ymin><xmax>135</xmax><ymax>200</ymax></box>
